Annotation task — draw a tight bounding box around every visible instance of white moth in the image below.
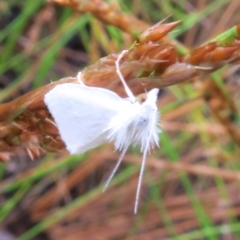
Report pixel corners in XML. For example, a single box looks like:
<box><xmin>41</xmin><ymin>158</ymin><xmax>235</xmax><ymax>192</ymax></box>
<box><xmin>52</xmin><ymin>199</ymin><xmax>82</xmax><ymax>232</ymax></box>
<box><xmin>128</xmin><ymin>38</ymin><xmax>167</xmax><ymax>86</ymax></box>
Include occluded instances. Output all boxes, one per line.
<box><xmin>44</xmin><ymin>50</ymin><xmax>161</xmax><ymax>213</ymax></box>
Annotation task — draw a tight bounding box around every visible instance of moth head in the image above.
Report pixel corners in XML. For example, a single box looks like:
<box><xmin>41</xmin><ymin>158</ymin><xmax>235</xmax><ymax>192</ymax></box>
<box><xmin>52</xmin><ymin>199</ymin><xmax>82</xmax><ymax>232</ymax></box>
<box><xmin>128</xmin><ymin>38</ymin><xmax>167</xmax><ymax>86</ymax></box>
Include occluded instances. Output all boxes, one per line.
<box><xmin>143</xmin><ymin>88</ymin><xmax>159</xmax><ymax>106</ymax></box>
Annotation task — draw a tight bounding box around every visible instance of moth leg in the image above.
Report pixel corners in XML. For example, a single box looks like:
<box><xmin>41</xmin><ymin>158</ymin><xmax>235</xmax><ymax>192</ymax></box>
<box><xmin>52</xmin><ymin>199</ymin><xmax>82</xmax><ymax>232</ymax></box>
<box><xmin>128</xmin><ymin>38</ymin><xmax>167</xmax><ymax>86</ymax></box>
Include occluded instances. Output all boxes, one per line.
<box><xmin>77</xmin><ymin>72</ymin><xmax>86</xmax><ymax>85</ymax></box>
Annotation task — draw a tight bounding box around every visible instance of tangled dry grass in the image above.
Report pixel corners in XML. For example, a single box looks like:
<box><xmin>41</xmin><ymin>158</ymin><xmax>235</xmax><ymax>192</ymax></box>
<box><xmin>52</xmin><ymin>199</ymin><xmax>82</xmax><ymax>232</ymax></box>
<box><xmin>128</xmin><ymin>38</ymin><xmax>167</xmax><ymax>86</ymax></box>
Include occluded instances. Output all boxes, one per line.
<box><xmin>1</xmin><ymin>0</ymin><xmax>240</xmax><ymax>239</ymax></box>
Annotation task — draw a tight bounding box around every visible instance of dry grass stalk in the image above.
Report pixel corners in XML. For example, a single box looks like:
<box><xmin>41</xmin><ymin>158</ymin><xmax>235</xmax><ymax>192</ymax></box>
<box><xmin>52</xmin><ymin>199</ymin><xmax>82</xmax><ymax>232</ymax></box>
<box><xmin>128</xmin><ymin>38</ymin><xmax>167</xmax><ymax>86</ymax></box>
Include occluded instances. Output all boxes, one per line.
<box><xmin>0</xmin><ymin>18</ymin><xmax>240</xmax><ymax>161</ymax></box>
<box><xmin>2</xmin><ymin>2</ymin><xmax>240</xmax><ymax>239</ymax></box>
<box><xmin>51</xmin><ymin>0</ymin><xmax>240</xmax><ymax>150</ymax></box>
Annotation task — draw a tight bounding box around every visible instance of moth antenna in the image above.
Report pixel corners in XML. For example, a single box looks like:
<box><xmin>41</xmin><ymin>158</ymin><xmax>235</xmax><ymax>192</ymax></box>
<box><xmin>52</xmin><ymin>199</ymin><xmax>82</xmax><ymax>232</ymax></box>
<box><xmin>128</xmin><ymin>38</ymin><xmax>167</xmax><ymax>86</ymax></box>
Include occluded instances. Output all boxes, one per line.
<box><xmin>115</xmin><ymin>50</ymin><xmax>136</xmax><ymax>103</ymax></box>
<box><xmin>103</xmin><ymin>146</ymin><xmax>128</xmax><ymax>192</ymax></box>
<box><xmin>193</xmin><ymin>65</ymin><xmax>213</xmax><ymax>70</ymax></box>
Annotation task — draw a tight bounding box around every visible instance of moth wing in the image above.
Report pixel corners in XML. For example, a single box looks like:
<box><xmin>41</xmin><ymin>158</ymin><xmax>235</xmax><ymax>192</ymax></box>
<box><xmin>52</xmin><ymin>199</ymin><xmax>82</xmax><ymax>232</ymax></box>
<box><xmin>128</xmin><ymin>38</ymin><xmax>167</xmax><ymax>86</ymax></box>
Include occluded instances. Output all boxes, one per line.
<box><xmin>44</xmin><ymin>83</ymin><xmax>123</xmax><ymax>154</ymax></box>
